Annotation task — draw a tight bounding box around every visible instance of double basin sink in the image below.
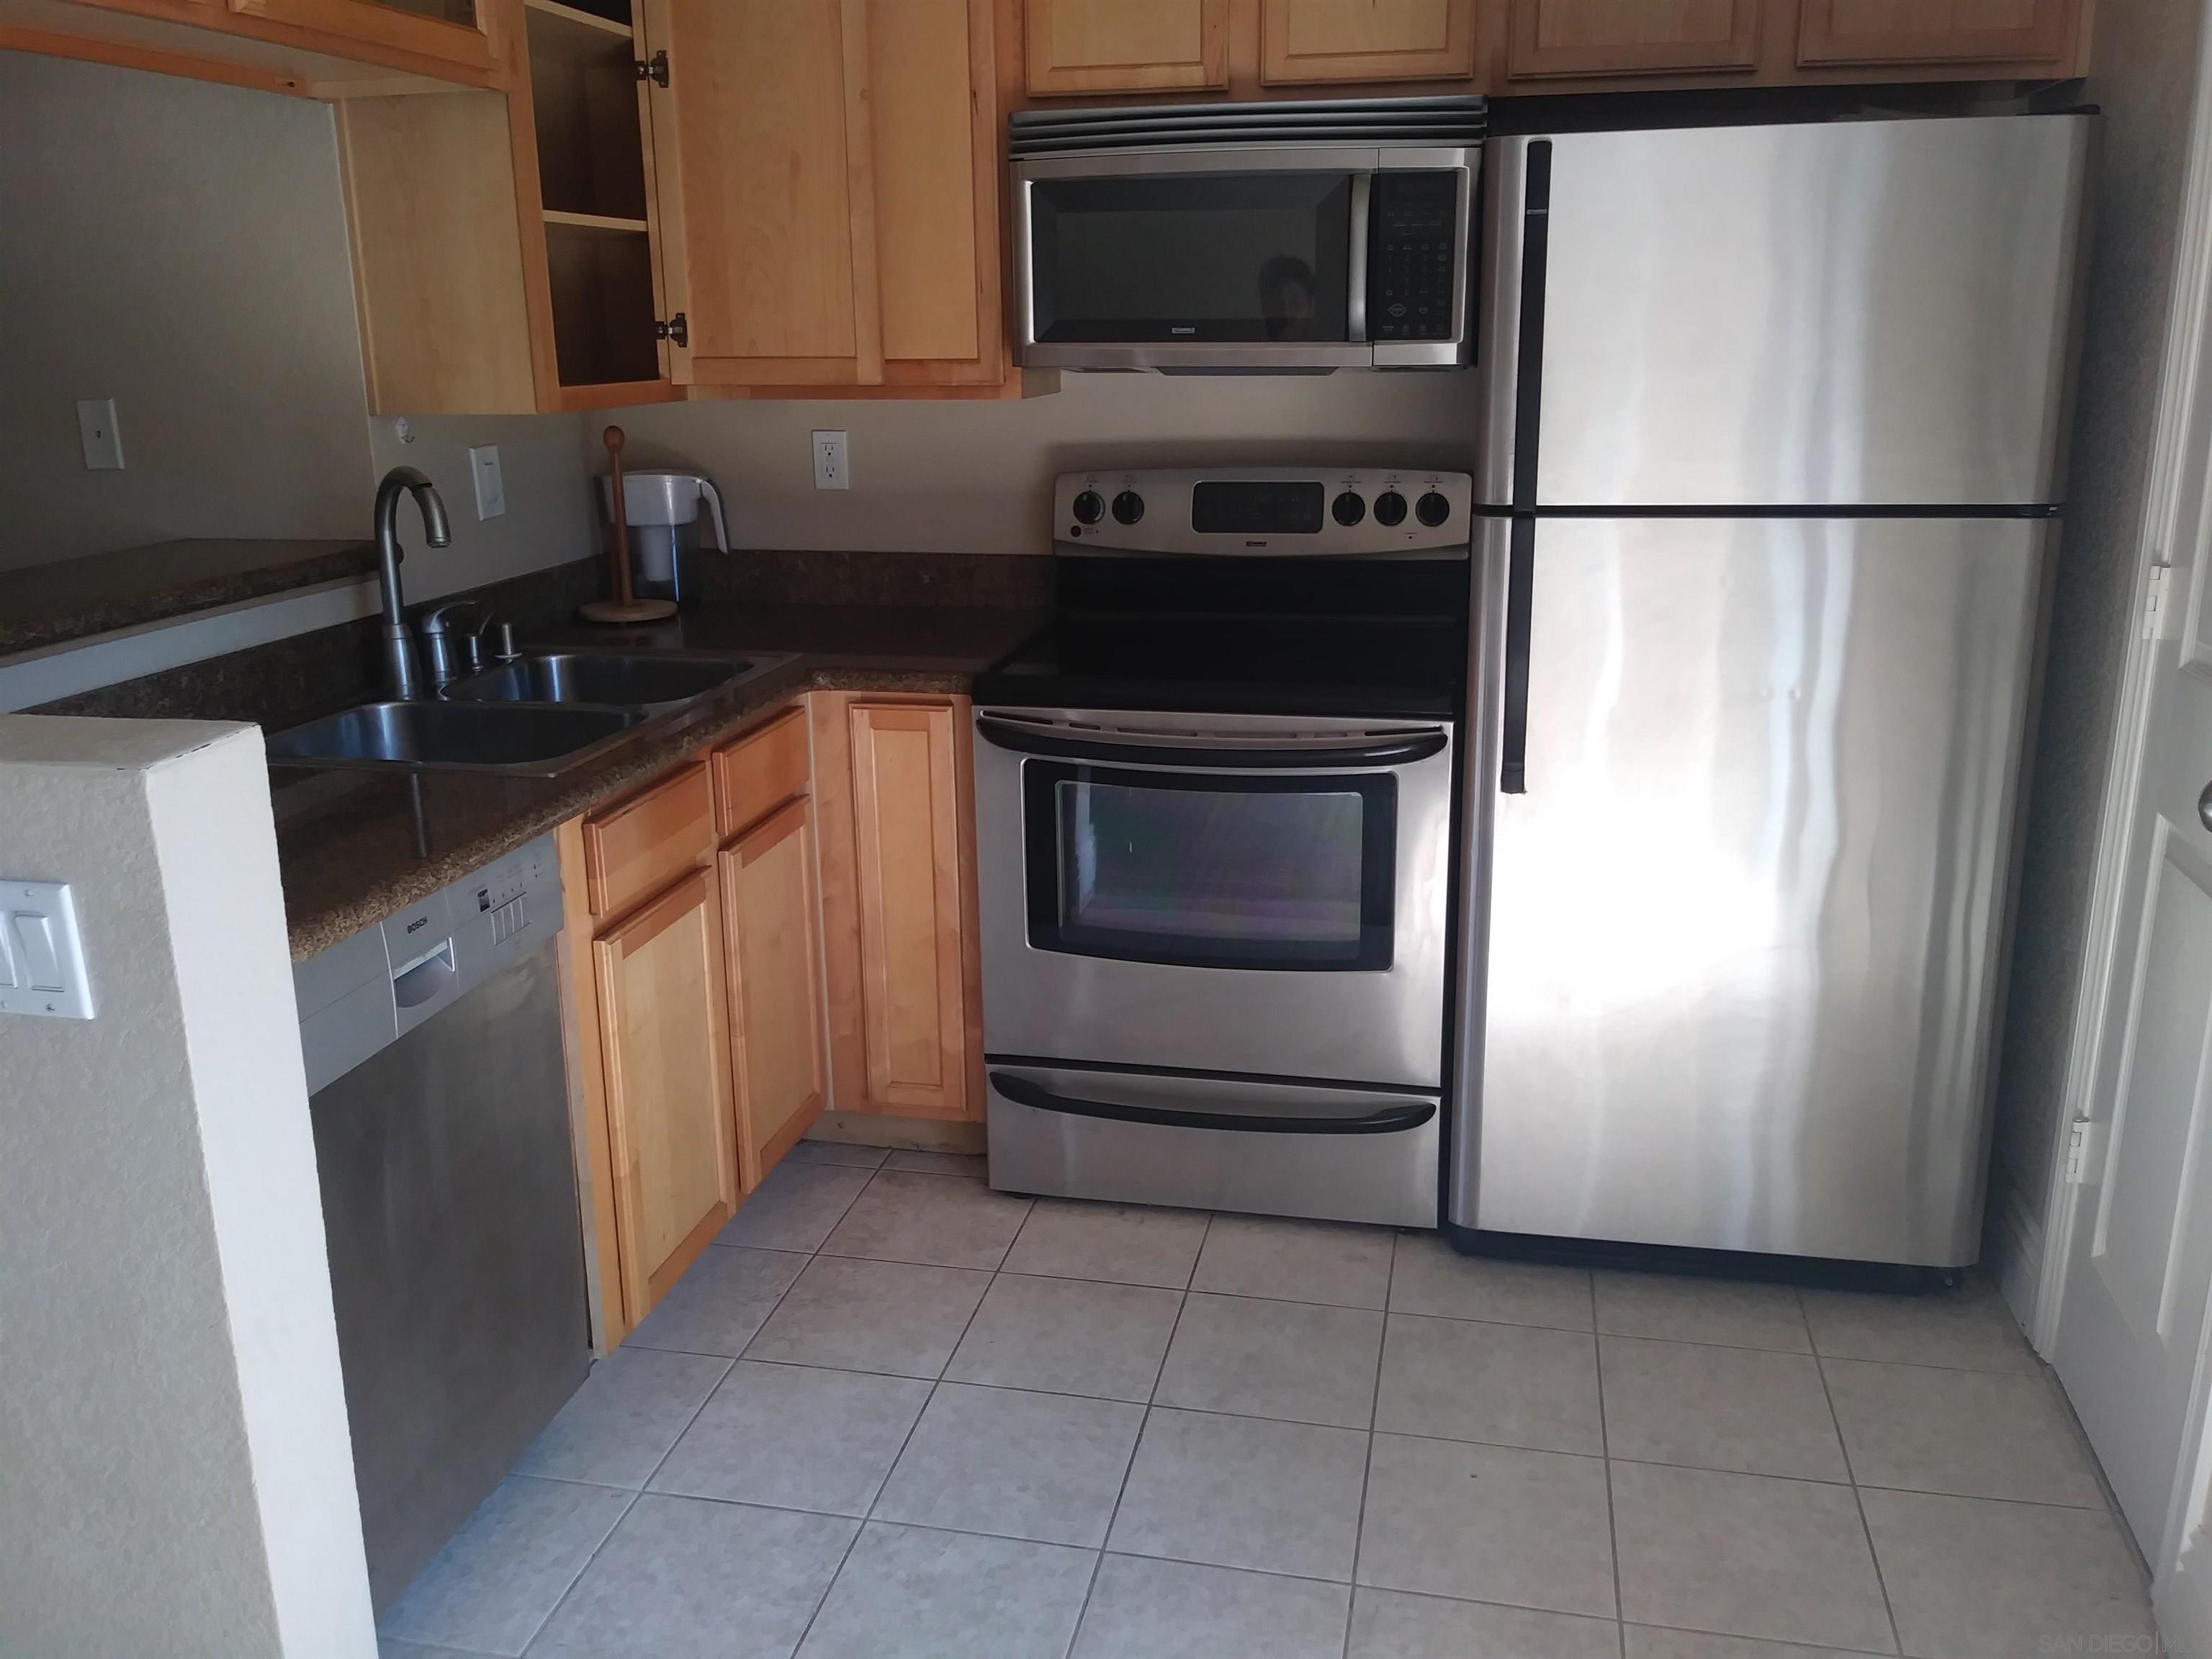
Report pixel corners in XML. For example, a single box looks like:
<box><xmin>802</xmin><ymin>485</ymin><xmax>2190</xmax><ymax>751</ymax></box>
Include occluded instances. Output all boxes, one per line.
<box><xmin>266</xmin><ymin>650</ymin><xmax>794</xmax><ymax>776</ymax></box>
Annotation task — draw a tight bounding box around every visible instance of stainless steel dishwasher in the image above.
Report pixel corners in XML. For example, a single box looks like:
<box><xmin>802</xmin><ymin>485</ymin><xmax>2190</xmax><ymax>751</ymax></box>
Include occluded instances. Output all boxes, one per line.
<box><xmin>294</xmin><ymin>834</ymin><xmax>589</xmax><ymax>1614</ymax></box>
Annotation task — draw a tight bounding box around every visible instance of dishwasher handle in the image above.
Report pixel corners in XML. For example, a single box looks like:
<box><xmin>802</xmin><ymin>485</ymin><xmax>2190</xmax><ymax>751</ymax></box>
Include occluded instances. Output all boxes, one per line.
<box><xmin>392</xmin><ymin>937</ymin><xmax>459</xmax><ymax>1012</ymax></box>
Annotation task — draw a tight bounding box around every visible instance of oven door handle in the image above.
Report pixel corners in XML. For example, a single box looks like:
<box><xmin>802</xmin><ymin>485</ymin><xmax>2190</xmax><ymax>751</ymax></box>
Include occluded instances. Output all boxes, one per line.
<box><xmin>990</xmin><ymin>1071</ymin><xmax>1437</xmax><ymax>1136</ymax></box>
<box><xmin>975</xmin><ymin>716</ymin><xmax>1447</xmax><ymax>770</ymax></box>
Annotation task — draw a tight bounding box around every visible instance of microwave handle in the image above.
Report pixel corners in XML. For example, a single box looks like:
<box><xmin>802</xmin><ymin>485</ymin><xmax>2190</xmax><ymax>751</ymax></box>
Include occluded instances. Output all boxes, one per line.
<box><xmin>1347</xmin><ymin>172</ymin><xmax>1371</xmax><ymax>345</ymax></box>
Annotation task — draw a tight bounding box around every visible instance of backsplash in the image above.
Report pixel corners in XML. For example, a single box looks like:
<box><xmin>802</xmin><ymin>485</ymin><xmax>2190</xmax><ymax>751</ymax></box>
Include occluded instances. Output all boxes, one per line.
<box><xmin>678</xmin><ymin>547</ymin><xmax>1052</xmax><ymax>611</ymax></box>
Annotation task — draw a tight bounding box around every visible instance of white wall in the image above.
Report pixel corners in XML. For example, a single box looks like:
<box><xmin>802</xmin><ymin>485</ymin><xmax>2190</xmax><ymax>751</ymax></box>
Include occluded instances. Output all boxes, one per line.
<box><xmin>369</xmin><ymin>410</ymin><xmax>595</xmax><ymax>601</ymax></box>
<box><xmin>0</xmin><ymin>53</ymin><xmax>372</xmax><ymax>569</ymax></box>
<box><xmin>0</xmin><ymin>716</ymin><xmax>374</xmax><ymax>1658</ymax></box>
<box><xmin>597</xmin><ymin>369</ymin><xmax>1485</xmax><ymax>557</ymax></box>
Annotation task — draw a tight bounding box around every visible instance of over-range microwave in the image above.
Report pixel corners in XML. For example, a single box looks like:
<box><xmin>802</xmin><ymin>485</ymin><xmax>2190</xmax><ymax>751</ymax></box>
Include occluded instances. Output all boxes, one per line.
<box><xmin>1010</xmin><ymin>96</ymin><xmax>1484</xmax><ymax>372</ymax></box>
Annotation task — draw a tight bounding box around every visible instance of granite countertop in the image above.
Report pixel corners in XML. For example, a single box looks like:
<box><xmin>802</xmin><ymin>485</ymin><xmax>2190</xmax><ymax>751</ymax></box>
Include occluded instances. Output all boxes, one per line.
<box><xmin>274</xmin><ymin>603</ymin><xmax>1043</xmax><ymax>959</ymax></box>
<box><xmin>1</xmin><ymin>539</ymin><xmax>377</xmax><ymax>657</ymax></box>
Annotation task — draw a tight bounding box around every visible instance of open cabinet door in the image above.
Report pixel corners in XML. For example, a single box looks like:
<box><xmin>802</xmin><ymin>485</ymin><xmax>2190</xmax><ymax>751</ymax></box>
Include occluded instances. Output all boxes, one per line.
<box><xmin>637</xmin><ymin>0</ymin><xmax>878</xmax><ymax>386</ymax></box>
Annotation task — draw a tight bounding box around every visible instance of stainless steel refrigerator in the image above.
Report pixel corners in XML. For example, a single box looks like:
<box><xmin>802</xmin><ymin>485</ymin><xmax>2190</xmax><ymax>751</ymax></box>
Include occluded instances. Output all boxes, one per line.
<box><xmin>1453</xmin><ymin>113</ymin><xmax>2092</xmax><ymax>1270</ymax></box>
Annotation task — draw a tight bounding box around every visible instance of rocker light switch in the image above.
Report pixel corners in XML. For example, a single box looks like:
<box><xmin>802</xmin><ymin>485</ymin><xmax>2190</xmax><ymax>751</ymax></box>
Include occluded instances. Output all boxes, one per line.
<box><xmin>0</xmin><ymin>881</ymin><xmax>95</xmax><ymax>1020</ymax></box>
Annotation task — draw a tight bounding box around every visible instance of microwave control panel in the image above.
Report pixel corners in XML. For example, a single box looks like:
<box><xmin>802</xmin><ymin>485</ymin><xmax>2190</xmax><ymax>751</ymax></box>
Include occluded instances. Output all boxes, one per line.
<box><xmin>1371</xmin><ymin>173</ymin><xmax>1460</xmax><ymax>342</ymax></box>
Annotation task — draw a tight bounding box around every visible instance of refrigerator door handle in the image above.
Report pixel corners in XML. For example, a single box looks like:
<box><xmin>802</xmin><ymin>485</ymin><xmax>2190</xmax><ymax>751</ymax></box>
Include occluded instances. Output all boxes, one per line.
<box><xmin>1501</xmin><ymin>516</ymin><xmax>1533</xmax><ymax>793</ymax></box>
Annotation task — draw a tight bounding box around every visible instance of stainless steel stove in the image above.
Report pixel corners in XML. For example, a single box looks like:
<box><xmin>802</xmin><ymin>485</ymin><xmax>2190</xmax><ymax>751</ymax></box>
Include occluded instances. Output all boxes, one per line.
<box><xmin>974</xmin><ymin>467</ymin><xmax>1472</xmax><ymax>1228</ymax></box>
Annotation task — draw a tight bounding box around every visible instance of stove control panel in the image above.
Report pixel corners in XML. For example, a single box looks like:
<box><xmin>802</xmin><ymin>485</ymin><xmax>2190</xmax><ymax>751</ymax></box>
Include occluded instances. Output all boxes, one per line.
<box><xmin>1053</xmin><ymin>467</ymin><xmax>1474</xmax><ymax>558</ymax></box>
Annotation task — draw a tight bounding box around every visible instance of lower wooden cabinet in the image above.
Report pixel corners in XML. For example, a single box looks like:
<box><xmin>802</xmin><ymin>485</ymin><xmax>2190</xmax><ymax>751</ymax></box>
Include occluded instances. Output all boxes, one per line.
<box><xmin>812</xmin><ymin>691</ymin><xmax>984</xmax><ymax>1123</ymax></box>
<box><xmin>592</xmin><ymin>866</ymin><xmax>739</xmax><ymax>1323</ymax></box>
<box><xmin>721</xmin><ymin>796</ymin><xmax>829</xmax><ymax>1172</ymax></box>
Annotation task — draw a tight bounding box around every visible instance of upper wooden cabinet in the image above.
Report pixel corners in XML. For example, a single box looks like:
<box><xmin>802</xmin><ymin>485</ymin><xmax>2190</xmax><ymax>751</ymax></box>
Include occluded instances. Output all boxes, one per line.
<box><xmin>1026</xmin><ymin>0</ymin><xmax>1228</xmax><ymax>94</ymax></box>
<box><xmin>814</xmin><ymin>691</ymin><xmax>983</xmax><ymax>1123</ymax></box>
<box><xmin>1506</xmin><ymin>0</ymin><xmax>1760</xmax><ymax>78</ymax></box>
<box><xmin>1797</xmin><ymin>0</ymin><xmax>2080</xmax><ymax>66</ymax></box>
<box><xmin>639</xmin><ymin>0</ymin><xmax>1006</xmax><ymax>390</ymax></box>
<box><xmin>1262</xmin><ymin>0</ymin><xmax>1473</xmax><ymax>84</ymax></box>
<box><xmin>231</xmin><ymin>0</ymin><xmax>495</xmax><ymax>72</ymax></box>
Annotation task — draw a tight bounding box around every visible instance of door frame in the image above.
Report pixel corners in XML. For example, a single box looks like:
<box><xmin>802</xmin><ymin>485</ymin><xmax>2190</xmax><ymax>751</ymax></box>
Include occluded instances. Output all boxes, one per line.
<box><xmin>2036</xmin><ymin>5</ymin><xmax>2212</xmax><ymax>1632</ymax></box>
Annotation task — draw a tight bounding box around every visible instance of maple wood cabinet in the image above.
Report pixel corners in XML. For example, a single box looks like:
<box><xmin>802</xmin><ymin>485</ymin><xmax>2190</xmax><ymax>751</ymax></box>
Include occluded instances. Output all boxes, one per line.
<box><xmin>1796</xmin><ymin>0</ymin><xmax>2079</xmax><ymax>66</ymax></box>
<box><xmin>811</xmin><ymin>691</ymin><xmax>984</xmax><ymax>1123</ymax></box>
<box><xmin>638</xmin><ymin>0</ymin><xmax>1009</xmax><ymax>390</ymax></box>
<box><xmin>1261</xmin><ymin>0</ymin><xmax>1473</xmax><ymax>84</ymax></box>
<box><xmin>1025</xmin><ymin>0</ymin><xmax>1228</xmax><ymax>94</ymax></box>
<box><xmin>1505</xmin><ymin>0</ymin><xmax>1761</xmax><ymax>78</ymax></box>
<box><xmin>1014</xmin><ymin>0</ymin><xmax>2092</xmax><ymax>98</ymax></box>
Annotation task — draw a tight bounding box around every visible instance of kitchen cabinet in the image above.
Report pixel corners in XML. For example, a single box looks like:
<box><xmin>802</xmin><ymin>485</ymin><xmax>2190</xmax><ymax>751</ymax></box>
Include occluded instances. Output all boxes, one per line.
<box><xmin>812</xmin><ymin>691</ymin><xmax>984</xmax><ymax>1122</ymax></box>
<box><xmin>722</xmin><ymin>799</ymin><xmax>828</xmax><ymax>1170</ymax></box>
<box><xmin>593</xmin><ymin>866</ymin><xmax>740</xmax><ymax>1325</ymax></box>
<box><xmin>1261</xmin><ymin>0</ymin><xmax>1473</xmax><ymax>84</ymax></box>
<box><xmin>637</xmin><ymin>0</ymin><xmax>1009</xmax><ymax>390</ymax></box>
<box><xmin>1504</xmin><ymin>0</ymin><xmax>1760</xmax><ymax>78</ymax></box>
<box><xmin>1795</xmin><ymin>0</ymin><xmax>2082</xmax><ymax>67</ymax></box>
<box><xmin>230</xmin><ymin>0</ymin><xmax>496</xmax><ymax>73</ymax></box>
<box><xmin>335</xmin><ymin>0</ymin><xmax>680</xmax><ymax>416</ymax></box>
<box><xmin>1025</xmin><ymin>0</ymin><xmax>1228</xmax><ymax>94</ymax></box>
<box><xmin>714</xmin><ymin>708</ymin><xmax>828</xmax><ymax>1173</ymax></box>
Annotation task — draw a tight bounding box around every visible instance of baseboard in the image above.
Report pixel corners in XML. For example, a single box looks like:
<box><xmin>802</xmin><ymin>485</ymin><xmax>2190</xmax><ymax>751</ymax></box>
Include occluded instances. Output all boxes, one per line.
<box><xmin>1989</xmin><ymin>1174</ymin><xmax>2048</xmax><ymax>1346</ymax></box>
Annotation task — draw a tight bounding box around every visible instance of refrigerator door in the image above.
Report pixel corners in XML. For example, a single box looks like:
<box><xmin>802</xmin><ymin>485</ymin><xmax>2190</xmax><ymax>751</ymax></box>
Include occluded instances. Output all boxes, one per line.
<box><xmin>1476</xmin><ymin>117</ymin><xmax>2090</xmax><ymax>509</ymax></box>
<box><xmin>1457</xmin><ymin>516</ymin><xmax>2048</xmax><ymax>1266</ymax></box>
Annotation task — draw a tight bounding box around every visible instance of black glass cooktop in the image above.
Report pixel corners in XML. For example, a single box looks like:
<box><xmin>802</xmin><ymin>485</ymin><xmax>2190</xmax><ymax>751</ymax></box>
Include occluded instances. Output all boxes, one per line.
<box><xmin>975</xmin><ymin>554</ymin><xmax>1470</xmax><ymax>719</ymax></box>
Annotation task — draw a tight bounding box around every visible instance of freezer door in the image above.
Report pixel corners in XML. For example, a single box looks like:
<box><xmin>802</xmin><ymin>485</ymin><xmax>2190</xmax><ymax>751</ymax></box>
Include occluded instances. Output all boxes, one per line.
<box><xmin>1460</xmin><ymin>516</ymin><xmax>2048</xmax><ymax>1265</ymax></box>
<box><xmin>1477</xmin><ymin>117</ymin><xmax>2090</xmax><ymax>509</ymax></box>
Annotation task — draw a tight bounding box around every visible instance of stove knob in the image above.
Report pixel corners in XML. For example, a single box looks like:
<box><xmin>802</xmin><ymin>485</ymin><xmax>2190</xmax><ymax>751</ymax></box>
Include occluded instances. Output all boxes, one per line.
<box><xmin>1071</xmin><ymin>489</ymin><xmax>1105</xmax><ymax>525</ymax></box>
<box><xmin>1112</xmin><ymin>490</ymin><xmax>1146</xmax><ymax>526</ymax></box>
<box><xmin>1416</xmin><ymin>490</ymin><xmax>1452</xmax><ymax>528</ymax></box>
<box><xmin>1331</xmin><ymin>490</ymin><xmax>1366</xmax><ymax>527</ymax></box>
<box><xmin>1373</xmin><ymin>490</ymin><xmax>1408</xmax><ymax>527</ymax></box>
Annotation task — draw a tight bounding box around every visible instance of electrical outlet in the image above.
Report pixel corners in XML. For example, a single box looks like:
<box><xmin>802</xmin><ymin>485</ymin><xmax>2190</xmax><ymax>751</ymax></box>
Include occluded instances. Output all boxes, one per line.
<box><xmin>469</xmin><ymin>444</ymin><xmax>505</xmax><ymax>520</ymax></box>
<box><xmin>76</xmin><ymin>399</ymin><xmax>123</xmax><ymax>471</ymax></box>
<box><xmin>813</xmin><ymin>430</ymin><xmax>850</xmax><ymax>490</ymax></box>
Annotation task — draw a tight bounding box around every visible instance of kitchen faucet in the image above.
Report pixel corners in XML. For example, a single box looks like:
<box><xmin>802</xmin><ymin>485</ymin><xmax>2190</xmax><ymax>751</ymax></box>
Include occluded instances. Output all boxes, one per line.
<box><xmin>373</xmin><ymin>466</ymin><xmax>451</xmax><ymax>700</ymax></box>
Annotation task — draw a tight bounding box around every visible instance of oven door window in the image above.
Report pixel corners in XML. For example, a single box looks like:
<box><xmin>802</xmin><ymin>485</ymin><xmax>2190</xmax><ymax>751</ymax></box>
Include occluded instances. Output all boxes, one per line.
<box><xmin>1024</xmin><ymin>763</ymin><xmax>1395</xmax><ymax>971</ymax></box>
<box><xmin>1029</xmin><ymin>172</ymin><xmax>1353</xmax><ymax>343</ymax></box>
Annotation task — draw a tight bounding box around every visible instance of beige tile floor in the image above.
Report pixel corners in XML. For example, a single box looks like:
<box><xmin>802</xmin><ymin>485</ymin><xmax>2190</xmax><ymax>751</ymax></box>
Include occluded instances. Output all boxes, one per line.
<box><xmin>378</xmin><ymin>1142</ymin><xmax>2157</xmax><ymax>1659</ymax></box>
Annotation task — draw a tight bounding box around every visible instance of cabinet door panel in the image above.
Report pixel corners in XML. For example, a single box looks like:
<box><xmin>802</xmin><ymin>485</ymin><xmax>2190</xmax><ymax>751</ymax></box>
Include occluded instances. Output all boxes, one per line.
<box><xmin>595</xmin><ymin>868</ymin><xmax>737</xmax><ymax>1321</ymax></box>
<box><xmin>1261</xmin><ymin>0</ymin><xmax>1473</xmax><ymax>84</ymax></box>
<box><xmin>1025</xmin><ymin>0</ymin><xmax>1228</xmax><ymax>94</ymax></box>
<box><xmin>814</xmin><ymin>692</ymin><xmax>979</xmax><ymax>1120</ymax></box>
<box><xmin>871</xmin><ymin>0</ymin><xmax>995</xmax><ymax>376</ymax></box>
<box><xmin>1508</xmin><ymin>0</ymin><xmax>1760</xmax><ymax>77</ymax></box>
<box><xmin>230</xmin><ymin>0</ymin><xmax>495</xmax><ymax>72</ymax></box>
<box><xmin>642</xmin><ymin>0</ymin><xmax>875</xmax><ymax>384</ymax></box>
<box><xmin>1797</xmin><ymin>0</ymin><xmax>2077</xmax><ymax>65</ymax></box>
<box><xmin>724</xmin><ymin>799</ymin><xmax>828</xmax><ymax>1172</ymax></box>
<box><xmin>851</xmin><ymin>701</ymin><xmax>966</xmax><ymax>1110</ymax></box>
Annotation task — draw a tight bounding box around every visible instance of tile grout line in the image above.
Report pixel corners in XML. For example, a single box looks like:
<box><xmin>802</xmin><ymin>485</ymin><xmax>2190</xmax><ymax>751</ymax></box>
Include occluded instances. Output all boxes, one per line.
<box><xmin>1592</xmin><ymin>1269</ymin><xmax>1629</xmax><ymax>1658</ymax></box>
<box><xmin>1340</xmin><ymin>1231</ymin><xmax>1401</xmax><ymax>1659</ymax></box>
<box><xmin>765</xmin><ymin>1159</ymin><xmax>945</xmax><ymax>1659</ymax></box>
<box><xmin>1804</xmin><ymin>1285</ymin><xmax>1907</xmax><ymax>1659</ymax></box>
<box><xmin>1063</xmin><ymin>1210</ymin><xmax>1213</xmax><ymax>1657</ymax></box>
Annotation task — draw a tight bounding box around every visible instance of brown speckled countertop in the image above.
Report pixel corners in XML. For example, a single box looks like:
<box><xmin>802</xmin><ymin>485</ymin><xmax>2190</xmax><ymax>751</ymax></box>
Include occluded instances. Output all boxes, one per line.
<box><xmin>1</xmin><ymin>538</ymin><xmax>377</xmax><ymax>657</ymax></box>
<box><xmin>274</xmin><ymin>603</ymin><xmax>1042</xmax><ymax>959</ymax></box>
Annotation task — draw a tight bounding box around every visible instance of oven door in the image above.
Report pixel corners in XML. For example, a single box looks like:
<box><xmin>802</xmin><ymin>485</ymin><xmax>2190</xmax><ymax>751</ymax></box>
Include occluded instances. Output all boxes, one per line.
<box><xmin>974</xmin><ymin>708</ymin><xmax>1454</xmax><ymax>1089</ymax></box>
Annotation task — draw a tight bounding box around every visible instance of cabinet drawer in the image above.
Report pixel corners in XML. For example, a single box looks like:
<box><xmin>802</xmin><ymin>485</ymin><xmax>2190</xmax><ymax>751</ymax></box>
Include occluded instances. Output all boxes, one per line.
<box><xmin>714</xmin><ymin>705</ymin><xmax>811</xmax><ymax>839</ymax></box>
<box><xmin>585</xmin><ymin>760</ymin><xmax>714</xmax><ymax>919</ymax></box>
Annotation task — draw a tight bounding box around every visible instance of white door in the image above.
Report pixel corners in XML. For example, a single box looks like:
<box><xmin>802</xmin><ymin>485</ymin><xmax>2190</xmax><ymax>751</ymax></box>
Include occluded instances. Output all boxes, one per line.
<box><xmin>2054</xmin><ymin>522</ymin><xmax>2212</xmax><ymax>1555</ymax></box>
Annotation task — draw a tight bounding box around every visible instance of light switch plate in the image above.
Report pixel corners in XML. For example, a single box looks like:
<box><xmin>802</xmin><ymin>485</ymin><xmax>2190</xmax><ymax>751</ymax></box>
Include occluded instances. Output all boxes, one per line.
<box><xmin>469</xmin><ymin>444</ymin><xmax>505</xmax><ymax>519</ymax></box>
<box><xmin>76</xmin><ymin>398</ymin><xmax>123</xmax><ymax>471</ymax></box>
<box><xmin>812</xmin><ymin>430</ymin><xmax>849</xmax><ymax>490</ymax></box>
<box><xmin>0</xmin><ymin>880</ymin><xmax>95</xmax><ymax>1020</ymax></box>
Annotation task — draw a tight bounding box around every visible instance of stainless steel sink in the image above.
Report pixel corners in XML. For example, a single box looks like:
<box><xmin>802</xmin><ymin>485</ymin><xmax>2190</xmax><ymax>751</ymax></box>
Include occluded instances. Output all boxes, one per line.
<box><xmin>266</xmin><ymin>700</ymin><xmax>645</xmax><ymax>775</ymax></box>
<box><xmin>443</xmin><ymin>652</ymin><xmax>752</xmax><ymax>710</ymax></box>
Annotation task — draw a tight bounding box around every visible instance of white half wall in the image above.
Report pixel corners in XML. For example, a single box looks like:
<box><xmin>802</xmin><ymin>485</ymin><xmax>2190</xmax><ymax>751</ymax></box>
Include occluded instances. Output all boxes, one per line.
<box><xmin>0</xmin><ymin>716</ymin><xmax>374</xmax><ymax>1658</ymax></box>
